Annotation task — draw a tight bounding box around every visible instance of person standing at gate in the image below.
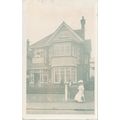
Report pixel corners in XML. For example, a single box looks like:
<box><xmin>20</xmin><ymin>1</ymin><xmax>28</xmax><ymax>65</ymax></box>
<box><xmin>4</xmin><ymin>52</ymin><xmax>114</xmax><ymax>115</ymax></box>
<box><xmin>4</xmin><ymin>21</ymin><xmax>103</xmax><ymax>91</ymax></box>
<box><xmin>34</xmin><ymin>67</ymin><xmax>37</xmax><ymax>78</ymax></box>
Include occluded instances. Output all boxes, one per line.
<box><xmin>74</xmin><ymin>80</ymin><xmax>85</xmax><ymax>103</ymax></box>
<box><xmin>68</xmin><ymin>80</ymin><xmax>72</xmax><ymax>99</ymax></box>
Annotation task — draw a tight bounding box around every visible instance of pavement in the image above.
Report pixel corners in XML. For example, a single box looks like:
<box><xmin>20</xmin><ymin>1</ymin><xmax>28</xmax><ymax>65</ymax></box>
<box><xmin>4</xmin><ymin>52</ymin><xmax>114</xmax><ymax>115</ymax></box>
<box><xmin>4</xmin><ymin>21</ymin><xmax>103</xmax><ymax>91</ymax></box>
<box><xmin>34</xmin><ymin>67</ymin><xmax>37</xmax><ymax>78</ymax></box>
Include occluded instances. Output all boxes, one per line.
<box><xmin>27</xmin><ymin>101</ymin><xmax>94</xmax><ymax>114</ymax></box>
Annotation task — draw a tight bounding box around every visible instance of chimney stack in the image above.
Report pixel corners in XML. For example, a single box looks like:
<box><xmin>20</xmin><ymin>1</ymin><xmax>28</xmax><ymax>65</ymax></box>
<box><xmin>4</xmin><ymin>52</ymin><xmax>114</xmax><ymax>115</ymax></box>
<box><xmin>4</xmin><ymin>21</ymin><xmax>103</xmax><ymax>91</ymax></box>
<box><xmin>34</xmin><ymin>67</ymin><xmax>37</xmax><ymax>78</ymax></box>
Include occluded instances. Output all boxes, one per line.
<box><xmin>81</xmin><ymin>16</ymin><xmax>86</xmax><ymax>40</ymax></box>
<box><xmin>27</xmin><ymin>39</ymin><xmax>30</xmax><ymax>52</ymax></box>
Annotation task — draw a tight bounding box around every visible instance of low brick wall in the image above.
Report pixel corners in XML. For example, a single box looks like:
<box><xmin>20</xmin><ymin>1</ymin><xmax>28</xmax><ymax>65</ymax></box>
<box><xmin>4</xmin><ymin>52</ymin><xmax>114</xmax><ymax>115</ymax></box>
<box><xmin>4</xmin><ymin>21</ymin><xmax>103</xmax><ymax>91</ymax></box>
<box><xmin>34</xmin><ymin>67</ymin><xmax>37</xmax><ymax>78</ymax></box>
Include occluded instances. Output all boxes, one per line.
<box><xmin>27</xmin><ymin>80</ymin><xmax>94</xmax><ymax>94</ymax></box>
<box><xmin>27</xmin><ymin>84</ymin><xmax>78</xmax><ymax>94</ymax></box>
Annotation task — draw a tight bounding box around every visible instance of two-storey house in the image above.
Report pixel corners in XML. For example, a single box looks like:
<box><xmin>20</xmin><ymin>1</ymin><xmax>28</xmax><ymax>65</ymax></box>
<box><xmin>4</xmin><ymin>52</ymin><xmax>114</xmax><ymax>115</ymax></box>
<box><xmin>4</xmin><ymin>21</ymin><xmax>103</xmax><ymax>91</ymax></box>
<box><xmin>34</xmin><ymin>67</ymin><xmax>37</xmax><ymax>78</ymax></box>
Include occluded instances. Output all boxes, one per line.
<box><xmin>27</xmin><ymin>17</ymin><xmax>91</xmax><ymax>89</ymax></box>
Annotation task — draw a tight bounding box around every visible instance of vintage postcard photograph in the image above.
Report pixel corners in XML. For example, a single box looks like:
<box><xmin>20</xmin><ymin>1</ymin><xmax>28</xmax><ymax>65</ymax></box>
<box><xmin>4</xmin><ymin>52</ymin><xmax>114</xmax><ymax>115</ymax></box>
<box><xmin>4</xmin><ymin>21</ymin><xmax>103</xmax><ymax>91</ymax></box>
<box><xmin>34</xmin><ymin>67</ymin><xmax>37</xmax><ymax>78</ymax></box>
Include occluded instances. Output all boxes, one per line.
<box><xmin>23</xmin><ymin>0</ymin><xmax>97</xmax><ymax>119</ymax></box>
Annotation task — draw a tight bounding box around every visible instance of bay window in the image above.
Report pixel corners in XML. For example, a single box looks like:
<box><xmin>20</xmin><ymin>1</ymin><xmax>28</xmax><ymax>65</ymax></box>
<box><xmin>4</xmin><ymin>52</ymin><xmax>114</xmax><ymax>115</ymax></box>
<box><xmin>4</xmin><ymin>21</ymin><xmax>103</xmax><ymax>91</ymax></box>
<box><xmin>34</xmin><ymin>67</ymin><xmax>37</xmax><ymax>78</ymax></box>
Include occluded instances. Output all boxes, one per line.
<box><xmin>52</xmin><ymin>67</ymin><xmax>77</xmax><ymax>84</ymax></box>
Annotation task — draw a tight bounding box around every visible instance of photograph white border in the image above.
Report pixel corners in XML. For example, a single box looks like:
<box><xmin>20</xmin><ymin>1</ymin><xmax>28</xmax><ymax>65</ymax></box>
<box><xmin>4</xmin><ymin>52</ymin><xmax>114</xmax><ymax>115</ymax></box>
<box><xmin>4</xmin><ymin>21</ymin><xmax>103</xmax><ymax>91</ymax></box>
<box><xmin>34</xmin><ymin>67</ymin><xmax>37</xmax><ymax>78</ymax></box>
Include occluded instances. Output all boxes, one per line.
<box><xmin>22</xmin><ymin>0</ymin><xmax>98</xmax><ymax>119</ymax></box>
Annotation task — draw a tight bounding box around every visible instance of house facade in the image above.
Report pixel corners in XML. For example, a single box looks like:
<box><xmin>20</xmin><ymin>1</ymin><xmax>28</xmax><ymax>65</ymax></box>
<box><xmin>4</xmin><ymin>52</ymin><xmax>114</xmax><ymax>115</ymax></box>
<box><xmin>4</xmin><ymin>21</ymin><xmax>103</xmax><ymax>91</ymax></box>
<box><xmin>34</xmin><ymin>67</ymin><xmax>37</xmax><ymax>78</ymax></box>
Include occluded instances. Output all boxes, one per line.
<box><xmin>27</xmin><ymin>17</ymin><xmax>91</xmax><ymax>88</ymax></box>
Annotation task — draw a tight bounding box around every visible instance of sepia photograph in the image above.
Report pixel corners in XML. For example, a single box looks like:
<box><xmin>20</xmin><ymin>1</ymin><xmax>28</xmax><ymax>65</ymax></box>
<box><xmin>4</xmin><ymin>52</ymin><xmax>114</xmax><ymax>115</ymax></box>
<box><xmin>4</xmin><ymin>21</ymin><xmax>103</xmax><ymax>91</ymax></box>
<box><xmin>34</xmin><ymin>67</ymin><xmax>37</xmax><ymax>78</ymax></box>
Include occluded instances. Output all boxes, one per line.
<box><xmin>23</xmin><ymin>0</ymin><xmax>97</xmax><ymax>119</ymax></box>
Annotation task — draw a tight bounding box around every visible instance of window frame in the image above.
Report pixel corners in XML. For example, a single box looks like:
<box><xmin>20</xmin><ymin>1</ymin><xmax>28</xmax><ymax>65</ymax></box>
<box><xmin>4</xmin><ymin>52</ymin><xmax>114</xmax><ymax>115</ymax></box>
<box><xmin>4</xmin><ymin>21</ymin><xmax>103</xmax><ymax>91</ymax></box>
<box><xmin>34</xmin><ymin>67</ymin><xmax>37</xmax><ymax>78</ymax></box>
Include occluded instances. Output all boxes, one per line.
<box><xmin>53</xmin><ymin>43</ymin><xmax>71</xmax><ymax>57</ymax></box>
<box><xmin>52</xmin><ymin>67</ymin><xmax>77</xmax><ymax>84</ymax></box>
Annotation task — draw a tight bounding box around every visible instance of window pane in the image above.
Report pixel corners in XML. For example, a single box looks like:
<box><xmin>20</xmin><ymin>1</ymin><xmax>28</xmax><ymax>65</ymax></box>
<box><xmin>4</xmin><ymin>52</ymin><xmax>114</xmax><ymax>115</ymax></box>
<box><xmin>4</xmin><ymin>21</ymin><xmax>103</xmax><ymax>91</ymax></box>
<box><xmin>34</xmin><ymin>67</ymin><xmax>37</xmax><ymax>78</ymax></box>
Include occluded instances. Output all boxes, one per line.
<box><xmin>71</xmin><ymin>68</ymin><xmax>77</xmax><ymax>83</ymax></box>
<box><xmin>37</xmin><ymin>69</ymin><xmax>48</xmax><ymax>83</ymax></box>
<box><xmin>53</xmin><ymin>43</ymin><xmax>71</xmax><ymax>56</ymax></box>
<box><xmin>34</xmin><ymin>73</ymin><xmax>40</xmax><ymax>87</ymax></box>
<box><xmin>60</xmin><ymin>68</ymin><xmax>65</xmax><ymax>84</ymax></box>
<box><xmin>43</xmin><ymin>75</ymin><xmax>47</xmax><ymax>82</ymax></box>
<box><xmin>34</xmin><ymin>73</ymin><xmax>40</xmax><ymax>81</ymax></box>
<box><xmin>66</xmin><ymin>68</ymin><xmax>70</xmax><ymax>82</ymax></box>
<box><xmin>54</xmin><ymin>68</ymin><xmax>59</xmax><ymax>83</ymax></box>
<box><xmin>43</xmin><ymin>69</ymin><xmax>48</xmax><ymax>83</ymax></box>
<box><xmin>34</xmin><ymin>49</ymin><xmax>44</xmax><ymax>58</ymax></box>
<box><xmin>29</xmin><ymin>73</ymin><xmax>34</xmax><ymax>87</ymax></box>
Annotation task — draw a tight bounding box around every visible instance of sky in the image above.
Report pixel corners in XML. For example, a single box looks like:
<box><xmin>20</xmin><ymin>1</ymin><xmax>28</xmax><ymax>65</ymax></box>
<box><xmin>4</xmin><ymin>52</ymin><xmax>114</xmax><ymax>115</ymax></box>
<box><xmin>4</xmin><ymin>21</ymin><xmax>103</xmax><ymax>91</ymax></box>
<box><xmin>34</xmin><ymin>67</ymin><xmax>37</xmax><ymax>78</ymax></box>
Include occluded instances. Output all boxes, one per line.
<box><xmin>23</xmin><ymin>0</ymin><xmax>97</xmax><ymax>57</ymax></box>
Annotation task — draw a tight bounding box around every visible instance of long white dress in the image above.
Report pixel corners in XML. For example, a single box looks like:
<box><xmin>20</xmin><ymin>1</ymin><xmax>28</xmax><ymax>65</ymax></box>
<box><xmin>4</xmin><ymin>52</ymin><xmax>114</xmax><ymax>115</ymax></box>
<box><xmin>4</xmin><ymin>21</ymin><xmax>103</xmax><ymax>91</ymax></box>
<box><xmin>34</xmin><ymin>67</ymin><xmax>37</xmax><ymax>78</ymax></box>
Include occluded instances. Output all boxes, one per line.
<box><xmin>74</xmin><ymin>85</ymin><xmax>85</xmax><ymax>102</ymax></box>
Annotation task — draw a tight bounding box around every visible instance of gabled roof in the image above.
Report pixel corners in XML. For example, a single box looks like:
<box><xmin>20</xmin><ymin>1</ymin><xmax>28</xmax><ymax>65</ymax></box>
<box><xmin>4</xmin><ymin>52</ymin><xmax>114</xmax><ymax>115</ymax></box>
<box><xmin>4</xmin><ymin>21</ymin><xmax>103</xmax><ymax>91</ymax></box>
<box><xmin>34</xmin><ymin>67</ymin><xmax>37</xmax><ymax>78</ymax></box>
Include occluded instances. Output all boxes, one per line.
<box><xmin>31</xmin><ymin>22</ymin><xmax>84</xmax><ymax>49</ymax></box>
<box><xmin>31</xmin><ymin>34</ymin><xmax>53</xmax><ymax>49</ymax></box>
<box><xmin>74</xmin><ymin>29</ymin><xmax>83</xmax><ymax>38</ymax></box>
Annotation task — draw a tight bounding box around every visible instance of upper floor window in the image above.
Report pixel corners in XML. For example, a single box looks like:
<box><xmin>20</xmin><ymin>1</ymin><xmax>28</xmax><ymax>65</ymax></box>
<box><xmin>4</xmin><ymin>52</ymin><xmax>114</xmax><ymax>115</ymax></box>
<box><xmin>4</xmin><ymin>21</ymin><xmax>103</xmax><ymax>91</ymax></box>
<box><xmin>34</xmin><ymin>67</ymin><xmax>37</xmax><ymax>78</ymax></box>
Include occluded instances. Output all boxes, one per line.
<box><xmin>72</xmin><ymin>46</ymin><xmax>80</xmax><ymax>57</ymax></box>
<box><xmin>34</xmin><ymin>49</ymin><xmax>44</xmax><ymax>58</ymax></box>
<box><xmin>54</xmin><ymin>43</ymin><xmax>71</xmax><ymax>56</ymax></box>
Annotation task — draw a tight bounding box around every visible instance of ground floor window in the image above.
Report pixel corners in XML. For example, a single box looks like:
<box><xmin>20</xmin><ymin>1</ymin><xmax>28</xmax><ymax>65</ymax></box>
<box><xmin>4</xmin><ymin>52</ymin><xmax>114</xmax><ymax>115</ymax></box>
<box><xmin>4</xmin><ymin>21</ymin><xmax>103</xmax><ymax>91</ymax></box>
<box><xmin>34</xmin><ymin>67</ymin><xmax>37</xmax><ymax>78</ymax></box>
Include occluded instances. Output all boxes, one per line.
<box><xmin>52</xmin><ymin>67</ymin><xmax>77</xmax><ymax>84</ymax></box>
<box><xmin>28</xmin><ymin>73</ymin><xmax>34</xmax><ymax>87</ymax></box>
<box><xmin>71</xmin><ymin>68</ymin><xmax>77</xmax><ymax>83</ymax></box>
<box><xmin>40</xmin><ymin>69</ymin><xmax>48</xmax><ymax>83</ymax></box>
<box><xmin>29</xmin><ymin>69</ymin><xmax>48</xmax><ymax>87</ymax></box>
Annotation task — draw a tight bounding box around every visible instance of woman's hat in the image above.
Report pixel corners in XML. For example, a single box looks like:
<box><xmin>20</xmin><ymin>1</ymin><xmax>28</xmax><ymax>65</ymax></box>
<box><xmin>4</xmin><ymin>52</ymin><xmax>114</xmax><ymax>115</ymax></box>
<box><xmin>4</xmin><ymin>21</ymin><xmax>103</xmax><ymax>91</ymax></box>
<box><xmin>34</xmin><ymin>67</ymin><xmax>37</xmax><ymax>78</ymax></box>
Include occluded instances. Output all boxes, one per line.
<box><xmin>78</xmin><ymin>80</ymin><xmax>83</xmax><ymax>83</ymax></box>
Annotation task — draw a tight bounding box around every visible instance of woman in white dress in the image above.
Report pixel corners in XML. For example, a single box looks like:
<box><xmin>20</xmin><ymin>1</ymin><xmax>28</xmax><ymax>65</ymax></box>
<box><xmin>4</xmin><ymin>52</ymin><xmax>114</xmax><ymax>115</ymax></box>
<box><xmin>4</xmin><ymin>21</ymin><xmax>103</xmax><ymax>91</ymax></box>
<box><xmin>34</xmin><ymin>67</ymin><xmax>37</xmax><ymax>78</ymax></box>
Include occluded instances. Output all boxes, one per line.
<box><xmin>74</xmin><ymin>80</ymin><xmax>85</xmax><ymax>103</ymax></box>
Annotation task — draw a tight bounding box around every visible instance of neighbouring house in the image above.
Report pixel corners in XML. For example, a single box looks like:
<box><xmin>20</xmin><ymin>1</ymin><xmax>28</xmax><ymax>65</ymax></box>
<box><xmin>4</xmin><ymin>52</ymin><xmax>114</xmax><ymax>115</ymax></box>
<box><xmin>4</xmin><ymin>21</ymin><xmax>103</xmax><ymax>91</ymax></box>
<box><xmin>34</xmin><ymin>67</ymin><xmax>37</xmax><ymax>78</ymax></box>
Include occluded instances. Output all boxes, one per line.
<box><xmin>90</xmin><ymin>57</ymin><xmax>95</xmax><ymax>81</ymax></box>
<box><xmin>27</xmin><ymin>16</ymin><xmax>91</xmax><ymax>91</ymax></box>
